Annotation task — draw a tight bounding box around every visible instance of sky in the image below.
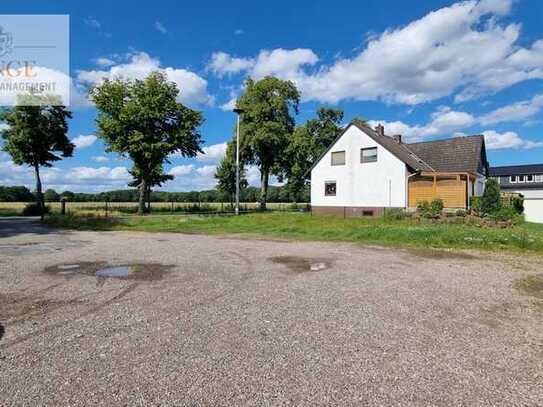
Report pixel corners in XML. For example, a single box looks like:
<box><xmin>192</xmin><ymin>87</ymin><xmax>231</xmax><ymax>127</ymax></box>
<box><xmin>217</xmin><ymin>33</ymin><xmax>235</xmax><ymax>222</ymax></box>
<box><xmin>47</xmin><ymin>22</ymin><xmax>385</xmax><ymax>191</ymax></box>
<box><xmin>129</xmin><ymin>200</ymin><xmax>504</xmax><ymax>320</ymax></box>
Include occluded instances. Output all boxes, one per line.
<box><xmin>1</xmin><ymin>0</ymin><xmax>543</xmax><ymax>193</ymax></box>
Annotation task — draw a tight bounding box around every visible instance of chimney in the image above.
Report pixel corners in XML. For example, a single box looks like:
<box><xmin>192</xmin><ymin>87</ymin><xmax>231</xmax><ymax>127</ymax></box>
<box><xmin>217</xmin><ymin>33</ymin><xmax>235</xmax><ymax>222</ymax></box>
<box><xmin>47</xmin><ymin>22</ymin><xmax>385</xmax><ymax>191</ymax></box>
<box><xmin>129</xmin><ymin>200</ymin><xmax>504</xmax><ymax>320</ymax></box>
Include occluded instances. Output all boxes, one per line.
<box><xmin>393</xmin><ymin>134</ymin><xmax>402</xmax><ymax>143</ymax></box>
<box><xmin>375</xmin><ymin>124</ymin><xmax>385</xmax><ymax>137</ymax></box>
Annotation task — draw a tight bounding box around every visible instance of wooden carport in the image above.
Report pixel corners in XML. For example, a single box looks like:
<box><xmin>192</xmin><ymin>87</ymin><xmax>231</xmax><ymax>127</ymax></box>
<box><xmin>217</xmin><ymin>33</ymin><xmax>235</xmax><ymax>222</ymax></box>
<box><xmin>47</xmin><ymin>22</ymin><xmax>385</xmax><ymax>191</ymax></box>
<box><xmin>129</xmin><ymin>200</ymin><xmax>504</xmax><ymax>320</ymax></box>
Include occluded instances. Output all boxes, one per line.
<box><xmin>408</xmin><ymin>172</ymin><xmax>476</xmax><ymax>209</ymax></box>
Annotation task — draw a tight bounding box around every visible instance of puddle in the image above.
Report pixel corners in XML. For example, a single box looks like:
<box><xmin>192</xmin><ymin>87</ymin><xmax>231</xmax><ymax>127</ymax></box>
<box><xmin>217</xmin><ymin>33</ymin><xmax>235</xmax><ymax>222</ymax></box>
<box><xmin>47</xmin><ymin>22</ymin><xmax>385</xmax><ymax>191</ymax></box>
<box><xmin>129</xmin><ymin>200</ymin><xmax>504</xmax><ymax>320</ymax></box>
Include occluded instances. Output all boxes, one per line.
<box><xmin>43</xmin><ymin>262</ymin><xmax>173</xmax><ymax>282</ymax></box>
<box><xmin>269</xmin><ymin>256</ymin><xmax>332</xmax><ymax>273</ymax></box>
<box><xmin>407</xmin><ymin>248</ymin><xmax>478</xmax><ymax>260</ymax></box>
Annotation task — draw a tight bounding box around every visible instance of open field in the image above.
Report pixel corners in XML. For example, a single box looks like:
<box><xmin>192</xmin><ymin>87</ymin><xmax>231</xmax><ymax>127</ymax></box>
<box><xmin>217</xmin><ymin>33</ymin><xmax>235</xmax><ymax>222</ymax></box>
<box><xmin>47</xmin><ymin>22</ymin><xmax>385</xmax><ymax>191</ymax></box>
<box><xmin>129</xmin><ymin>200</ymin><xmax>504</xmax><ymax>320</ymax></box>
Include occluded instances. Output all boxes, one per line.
<box><xmin>1</xmin><ymin>218</ymin><xmax>542</xmax><ymax>405</ymax></box>
<box><xmin>0</xmin><ymin>201</ymin><xmax>307</xmax><ymax>216</ymax></box>
<box><xmin>45</xmin><ymin>211</ymin><xmax>543</xmax><ymax>254</ymax></box>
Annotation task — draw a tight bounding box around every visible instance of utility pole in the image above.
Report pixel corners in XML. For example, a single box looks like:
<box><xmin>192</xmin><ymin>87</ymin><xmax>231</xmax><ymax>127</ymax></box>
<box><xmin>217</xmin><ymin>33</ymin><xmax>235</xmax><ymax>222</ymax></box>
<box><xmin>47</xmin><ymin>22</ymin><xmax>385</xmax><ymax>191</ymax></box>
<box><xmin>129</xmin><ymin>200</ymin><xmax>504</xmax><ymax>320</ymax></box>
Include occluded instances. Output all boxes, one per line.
<box><xmin>233</xmin><ymin>108</ymin><xmax>244</xmax><ymax>215</ymax></box>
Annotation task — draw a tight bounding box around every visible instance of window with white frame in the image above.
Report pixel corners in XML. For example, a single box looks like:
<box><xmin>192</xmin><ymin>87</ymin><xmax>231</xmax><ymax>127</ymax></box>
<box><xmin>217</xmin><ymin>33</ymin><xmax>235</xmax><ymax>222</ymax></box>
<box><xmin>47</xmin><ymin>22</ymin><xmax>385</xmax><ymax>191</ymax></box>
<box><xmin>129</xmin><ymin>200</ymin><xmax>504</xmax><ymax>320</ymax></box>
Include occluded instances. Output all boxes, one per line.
<box><xmin>325</xmin><ymin>181</ymin><xmax>336</xmax><ymax>196</ymax></box>
<box><xmin>518</xmin><ymin>175</ymin><xmax>526</xmax><ymax>183</ymax></box>
<box><xmin>361</xmin><ymin>147</ymin><xmax>378</xmax><ymax>163</ymax></box>
<box><xmin>527</xmin><ymin>174</ymin><xmax>534</xmax><ymax>182</ymax></box>
<box><xmin>510</xmin><ymin>176</ymin><xmax>517</xmax><ymax>183</ymax></box>
<box><xmin>331</xmin><ymin>151</ymin><xmax>346</xmax><ymax>166</ymax></box>
<box><xmin>536</xmin><ymin>174</ymin><xmax>543</xmax><ymax>182</ymax></box>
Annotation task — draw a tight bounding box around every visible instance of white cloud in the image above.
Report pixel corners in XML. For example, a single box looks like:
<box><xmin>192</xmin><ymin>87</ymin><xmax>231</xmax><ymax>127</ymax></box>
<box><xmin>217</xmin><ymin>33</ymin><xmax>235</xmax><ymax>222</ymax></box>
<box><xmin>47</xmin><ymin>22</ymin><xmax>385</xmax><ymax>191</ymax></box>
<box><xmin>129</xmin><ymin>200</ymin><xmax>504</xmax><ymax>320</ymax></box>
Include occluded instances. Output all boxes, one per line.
<box><xmin>0</xmin><ymin>123</ymin><xmax>9</xmax><ymax>131</ymax></box>
<box><xmin>154</xmin><ymin>21</ymin><xmax>167</xmax><ymax>34</ymax></box>
<box><xmin>168</xmin><ymin>165</ymin><xmax>194</xmax><ymax>176</ymax></box>
<box><xmin>197</xmin><ymin>143</ymin><xmax>227</xmax><ymax>162</ymax></box>
<box><xmin>368</xmin><ymin>106</ymin><xmax>475</xmax><ymax>142</ymax></box>
<box><xmin>94</xmin><ymin>57</ymin><xmax>115</xmax><ymax>67</ymax></box>
<box><xmin>220</xmin><ymin>97</ymin><xmax>237</xmax><ymax>111</ymax></box>
<box><xmin>482</xmin><ymin>130</ymin><xmax>543</xmax><ymax>150</ymax></box>
<box><xmin>69</xmin><ymin>166</ymin><xmax>130</xmax><ymax>180</ymax></box>
<box><xmin>479</xmin><ymin>94</ymin><xmax>543</xmax><ymax>125</ymax></box>
<box><xmin>72</xmin><ymin>135</ymin><xmax>97</xmax><ymax>149</ymax></box>
<box><xmin>195</xmin><ymin>165</ymin><xmax>216</xmax><ymax>177</ymax></box>
<box><xmin>209</xmin><ymin>0</ymin><xmax>543</xmax><ymax>105</ymax></box>
<box><xmin>91</xmin><ymin>155</ymin><xmax>109</xmax><ymax>163</ymax></box>
<box><xmin>208</xmin><ymin>52</ymin><xmax>254</xmax><ymax>77</ymax></box>
<box><xmin>84</xmin><ymin>17</ymin><xmax>101</xmax><ymax>29</ymax></box>
<box><xmin>77</xmin><ymin>52</ymin><xmax>213</xmax><ymax>106</ymax></box>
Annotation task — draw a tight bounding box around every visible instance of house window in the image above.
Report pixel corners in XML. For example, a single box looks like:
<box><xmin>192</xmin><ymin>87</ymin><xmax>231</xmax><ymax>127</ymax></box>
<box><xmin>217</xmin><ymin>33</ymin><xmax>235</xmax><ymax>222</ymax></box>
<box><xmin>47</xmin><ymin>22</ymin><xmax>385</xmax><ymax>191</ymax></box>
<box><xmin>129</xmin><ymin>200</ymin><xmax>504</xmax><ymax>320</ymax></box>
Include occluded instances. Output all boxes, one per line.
<box><xmin>527</xmin><ymin>174</ymin><xmax>534</xmax><ymax>182</ymax></box>
<box><xmin>325</xmin><ymin>181</ymin><xmax>336</xmax><ymax>196</ymax></box>
<box><xmin>331</xmin><ymin>151</ymin><xmax>346</xmax><ymax>166</ymax></box>
<box><xmin>536</xmin><ymin>174</ymin><xmax>543</xmax><ymax>182</ymax></box>
<box><xmin>361</xmin><ymin>147</ymin><xmax>378</xmax><ymax>163</ymax></box>
<box><xmin>510</xmin><ymin>176</ymin><xmax>517</xmax><ymax>183</ymax></box>
<box><xmin>518</xmin><ymin>175</ymin><xmax>526</xmax><ymax>183</ymax></box>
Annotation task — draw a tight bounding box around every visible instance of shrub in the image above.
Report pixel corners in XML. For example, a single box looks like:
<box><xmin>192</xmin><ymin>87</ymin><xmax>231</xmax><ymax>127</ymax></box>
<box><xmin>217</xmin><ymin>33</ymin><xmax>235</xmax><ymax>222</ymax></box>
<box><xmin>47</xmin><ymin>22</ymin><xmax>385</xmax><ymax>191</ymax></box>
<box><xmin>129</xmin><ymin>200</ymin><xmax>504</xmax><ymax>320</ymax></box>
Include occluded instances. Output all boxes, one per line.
<box><xmin>22</xmin><ymin>203</ymin><xmax>51</xmax><ymax>216</ymax></box>
<box><xmin>511</xmin><ymin>195</ymin><xmax>524</xmax><ymax>214</ymax></box>
<box><xmin>416</xmin><ymin>200</ymin><xmax>430</xmax><ymax>213</ymax></box>
<box><xmin>455</xmin><ymin>209</ymin><xmax>467</xmax><ymax>217</ymax></box>
<box><xmin>384</xmin><ymin>208</ymin><xmax>406</xmax><ymax>220</ymax></box>
<box><xmin>488</xmin><ymin>205</ymin><xmax>521</xmax><ymax>223</ymax></box>
<box><xmin>430</xmin><ymin>198</ymin><xmax>444</xmax><ymax>215</ymax></box>
<box><xmin>480</xmin><ymin>178</ymin><xmax>501</xmax><ymax>215</ymax></box>
<box><xmin>470</xmin><ymin>196</ymin><xmax>481</xmax><ymax>214</ymax></box>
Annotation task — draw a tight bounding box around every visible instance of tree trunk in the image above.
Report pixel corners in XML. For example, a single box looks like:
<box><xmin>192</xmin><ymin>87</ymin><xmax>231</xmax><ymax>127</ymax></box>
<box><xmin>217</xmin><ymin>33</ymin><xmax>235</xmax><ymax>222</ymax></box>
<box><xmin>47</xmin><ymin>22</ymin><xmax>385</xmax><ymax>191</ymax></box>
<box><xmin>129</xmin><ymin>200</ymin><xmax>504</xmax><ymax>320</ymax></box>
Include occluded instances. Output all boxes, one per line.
<box><xmin>34</xmin><ymin>163</ymin><xmax>44</xmax><ymax>221</ymax></box>
<box><xmin>259</xmin><ymin>169</ymin><xmax>269</xmax><ymax>211</ymax></box>
<box><xmin>146</xmin><ymin>184</ymin><xmax>151</xmax><ymax>213</ymax></box>
<box><xmin>138</xmin><ymin>178</ymin><xmax>147</xmax><ymax>215</ymax></box>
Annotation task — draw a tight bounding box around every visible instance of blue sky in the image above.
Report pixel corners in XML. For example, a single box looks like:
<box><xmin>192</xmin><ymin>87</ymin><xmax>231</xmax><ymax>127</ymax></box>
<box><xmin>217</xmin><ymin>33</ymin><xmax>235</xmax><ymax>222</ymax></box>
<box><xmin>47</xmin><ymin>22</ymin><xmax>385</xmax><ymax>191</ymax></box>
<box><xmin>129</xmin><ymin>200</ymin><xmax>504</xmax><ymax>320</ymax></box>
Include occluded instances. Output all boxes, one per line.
<box><xmin>1</xmin><ymin>0</ymin><xmax>543</xmax><ymax>192</ymax></box>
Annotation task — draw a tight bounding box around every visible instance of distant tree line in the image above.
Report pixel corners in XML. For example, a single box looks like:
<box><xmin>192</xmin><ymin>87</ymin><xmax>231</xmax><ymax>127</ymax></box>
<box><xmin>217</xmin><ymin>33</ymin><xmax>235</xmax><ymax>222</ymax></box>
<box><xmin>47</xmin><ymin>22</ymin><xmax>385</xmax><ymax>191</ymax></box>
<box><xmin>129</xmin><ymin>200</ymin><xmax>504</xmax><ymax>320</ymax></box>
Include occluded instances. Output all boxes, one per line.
<box><xmin>0</xmin><ymin>185</ymin><xmax>309</xmax><ymax>203</ymax></box>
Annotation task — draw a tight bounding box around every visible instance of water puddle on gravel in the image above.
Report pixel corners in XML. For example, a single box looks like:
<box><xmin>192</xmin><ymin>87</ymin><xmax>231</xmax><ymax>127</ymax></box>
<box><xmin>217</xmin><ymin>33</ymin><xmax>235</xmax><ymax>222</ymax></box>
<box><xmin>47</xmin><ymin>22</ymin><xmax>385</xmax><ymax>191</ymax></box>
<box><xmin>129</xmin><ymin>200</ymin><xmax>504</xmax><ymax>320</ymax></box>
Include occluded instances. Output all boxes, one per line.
<box><xmin>43</xmin><ymin>262</ymin><xmax>173</xmax><ymax>282</ymax></box>
<box><xmin>269</xmin><ymin>256</ymin><xmax>332</xmax><ymax>273</ymax></box>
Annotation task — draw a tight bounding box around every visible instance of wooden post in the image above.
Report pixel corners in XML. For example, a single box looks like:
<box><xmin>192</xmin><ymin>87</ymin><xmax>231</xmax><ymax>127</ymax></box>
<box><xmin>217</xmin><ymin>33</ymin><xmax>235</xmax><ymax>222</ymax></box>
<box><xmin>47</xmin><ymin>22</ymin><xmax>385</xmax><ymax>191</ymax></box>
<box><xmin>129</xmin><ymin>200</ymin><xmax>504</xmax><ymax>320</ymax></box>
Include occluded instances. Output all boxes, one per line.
<box><xmin>60</xmin><ymin>198</ymin><xmax>67</xmax><ymax>215</ymax></box>
<box><xmin>432</xmin><ymin>175</ymin><xmax>437</xmax><ymax>199</ymax></box>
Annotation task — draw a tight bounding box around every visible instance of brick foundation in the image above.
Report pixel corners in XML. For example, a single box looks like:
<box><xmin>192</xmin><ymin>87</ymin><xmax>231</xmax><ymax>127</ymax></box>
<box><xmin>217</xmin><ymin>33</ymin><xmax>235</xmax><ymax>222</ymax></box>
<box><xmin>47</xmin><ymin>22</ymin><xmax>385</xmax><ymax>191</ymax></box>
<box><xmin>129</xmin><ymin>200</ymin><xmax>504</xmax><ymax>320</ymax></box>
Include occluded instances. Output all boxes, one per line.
<box><xmin>311</xmin><ymin>206</ymin><xmax>399</xmax><ymax>217</ymax></box>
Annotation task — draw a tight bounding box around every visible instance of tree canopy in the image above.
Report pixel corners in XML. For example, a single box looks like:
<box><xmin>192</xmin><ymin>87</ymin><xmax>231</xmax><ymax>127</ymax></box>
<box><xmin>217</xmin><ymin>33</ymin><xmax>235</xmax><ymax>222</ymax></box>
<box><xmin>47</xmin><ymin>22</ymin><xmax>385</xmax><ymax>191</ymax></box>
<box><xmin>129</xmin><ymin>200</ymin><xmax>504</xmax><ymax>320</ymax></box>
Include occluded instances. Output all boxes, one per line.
<box><xmin>0</xmin><ymin>93</ymin><xmax>74</xmax><ymax>219</ymax></box>
<box><xmin>90</xmin><ymin>71</ymin><xmax>204</xmax><ymax>214</ymax></box>
<box><xmin>235</xmin><ymin>76</ymin><xmax>300</xmax><ymax>209</ymax></box>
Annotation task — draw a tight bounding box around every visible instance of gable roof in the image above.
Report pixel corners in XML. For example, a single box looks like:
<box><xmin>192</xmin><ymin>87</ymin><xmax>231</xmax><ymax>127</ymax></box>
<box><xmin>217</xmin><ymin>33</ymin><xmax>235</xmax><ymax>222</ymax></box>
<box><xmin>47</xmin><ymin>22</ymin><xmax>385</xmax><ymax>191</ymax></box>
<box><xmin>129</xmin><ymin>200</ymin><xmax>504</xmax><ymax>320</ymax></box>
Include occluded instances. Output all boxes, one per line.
<box><xmin>490</xmin><ymin>164</ymin><xmax>543</xmax><ymax>176</ymax></box>
<box><xmin>406</xmin><ymin>135</ymin><xmax>488</xmax><ymax>174</ymax></box>
<box><xmin>351</xmin><ymin>123</ymin><xmax>434</xmax><ymax>171</ymax></box>
<box><xmin>309</xmin><ymin>121</ymin><xmax>488</xmax><ymax>175</ymax></box>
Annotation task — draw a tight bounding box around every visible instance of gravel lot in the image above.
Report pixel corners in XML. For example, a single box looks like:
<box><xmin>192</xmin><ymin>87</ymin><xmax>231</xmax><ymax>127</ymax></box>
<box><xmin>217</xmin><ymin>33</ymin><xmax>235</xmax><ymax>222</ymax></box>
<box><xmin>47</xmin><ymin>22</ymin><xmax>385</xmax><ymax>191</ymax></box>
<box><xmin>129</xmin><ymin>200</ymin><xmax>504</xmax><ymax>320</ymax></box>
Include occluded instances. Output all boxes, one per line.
<box><xmin>1</xmin><ymin>218</ymin><xmax>542</xmax><ymax>406</ymax></box>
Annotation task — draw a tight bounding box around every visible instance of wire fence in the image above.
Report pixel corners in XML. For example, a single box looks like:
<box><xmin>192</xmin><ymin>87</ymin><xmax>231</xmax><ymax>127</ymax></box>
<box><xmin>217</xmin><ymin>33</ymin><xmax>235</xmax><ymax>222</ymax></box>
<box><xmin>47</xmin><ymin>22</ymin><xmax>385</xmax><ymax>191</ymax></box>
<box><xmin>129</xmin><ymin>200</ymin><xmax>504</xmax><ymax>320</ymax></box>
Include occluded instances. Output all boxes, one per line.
<box><xmin>0</xmin><ymin>201</ymin><xmax>311</xmax><ymax>217</ymax></box>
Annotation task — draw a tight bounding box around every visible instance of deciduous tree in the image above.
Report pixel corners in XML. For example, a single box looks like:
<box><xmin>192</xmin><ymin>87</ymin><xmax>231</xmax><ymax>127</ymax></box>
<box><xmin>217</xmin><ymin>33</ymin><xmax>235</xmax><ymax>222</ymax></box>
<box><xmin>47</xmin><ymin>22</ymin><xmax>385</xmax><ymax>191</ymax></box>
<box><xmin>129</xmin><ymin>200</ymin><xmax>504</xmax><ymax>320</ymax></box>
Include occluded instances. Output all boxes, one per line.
<box><xmin>90</xmin><ymin>71</ymin><xmax>203</xmax><ymax>215</ymax></box>
<box><xmin>0</xmin><ymin>94</ymin><xmax>73</xmax><ymax>220</ymax></box>
<box><xmin>236</xmin><ymin>77</ymin><xmax>300</xmax><ymax>210</ymax></box>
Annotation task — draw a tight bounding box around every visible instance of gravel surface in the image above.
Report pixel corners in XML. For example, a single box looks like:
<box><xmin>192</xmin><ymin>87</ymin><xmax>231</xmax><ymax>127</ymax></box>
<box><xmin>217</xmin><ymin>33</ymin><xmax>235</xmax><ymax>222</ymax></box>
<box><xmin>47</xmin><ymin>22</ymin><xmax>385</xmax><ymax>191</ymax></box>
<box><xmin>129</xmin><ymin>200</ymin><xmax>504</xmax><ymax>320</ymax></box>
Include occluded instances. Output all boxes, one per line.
<box><xmin>0</xmin><ymin>218</ymin><xmax>542</xmax><ymax>406</ymax></box>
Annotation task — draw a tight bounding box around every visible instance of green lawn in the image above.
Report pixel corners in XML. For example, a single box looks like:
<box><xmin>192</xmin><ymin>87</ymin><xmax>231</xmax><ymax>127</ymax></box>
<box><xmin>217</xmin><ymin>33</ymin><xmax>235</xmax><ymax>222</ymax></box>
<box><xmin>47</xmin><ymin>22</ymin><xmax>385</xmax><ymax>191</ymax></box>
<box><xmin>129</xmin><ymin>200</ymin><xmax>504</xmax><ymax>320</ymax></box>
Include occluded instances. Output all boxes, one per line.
<box><xmin>45</xmin><ymin>212</ymin><xmax>543</xmax><ymax>254</ymax></box>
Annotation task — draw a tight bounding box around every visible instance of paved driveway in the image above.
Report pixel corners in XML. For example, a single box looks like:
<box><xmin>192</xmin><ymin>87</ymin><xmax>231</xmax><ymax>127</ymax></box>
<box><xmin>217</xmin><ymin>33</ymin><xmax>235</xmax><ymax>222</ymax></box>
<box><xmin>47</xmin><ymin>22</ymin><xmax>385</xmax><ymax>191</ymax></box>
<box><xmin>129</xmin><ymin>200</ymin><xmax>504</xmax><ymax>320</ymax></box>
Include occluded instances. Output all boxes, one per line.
<box><xmin>0</xmin><ymin>218</ymin><xmax>542</xmax><ymax>406</ymax></box>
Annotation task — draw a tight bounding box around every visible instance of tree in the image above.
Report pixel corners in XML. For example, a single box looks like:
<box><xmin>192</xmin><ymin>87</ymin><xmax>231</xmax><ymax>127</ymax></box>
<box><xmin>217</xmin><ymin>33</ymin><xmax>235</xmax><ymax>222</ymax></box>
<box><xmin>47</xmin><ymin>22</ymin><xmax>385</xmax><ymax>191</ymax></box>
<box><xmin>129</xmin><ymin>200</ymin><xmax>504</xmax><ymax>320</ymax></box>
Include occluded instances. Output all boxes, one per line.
<box><xmin>215</xmin><ymin>139</ymin><xmax>248</xmax><ymax>206</ymax></box>
<box><xmin>236</xmin><ymin>77</ymin><xmax>300</xmax><ymax>209</ymax></box>
<box><xmin>284</xmin><ymin>107</ymin><xmax>344</xmax><ymax>200</ymax></box>
<box><xmin>128</xmin><ymin>163</ymin><xmax>173</xmax><ymax>212</ymax></box>
<box><xmin>480</xmin><ymin>178</ymin><xmax>501</xmax><ymax>215</ymax></box>
<box><xmin>90</xmin><ymin>71</ymin><xmax>204</xmax><ymax>215</ymax></box>
<box><xmin>0</xmin><ymin>94</ymin><xmax>74</xmax><ymax>220</ymax></box>
<box><xmin>44</xmin><ymin>189</ymin><xmax>60</xmax><ymax>202</ymax></box>
<box><xmin>60</xmin><ymin>190</ymin><xmax>75</xmax><ymax>201</ymax></box>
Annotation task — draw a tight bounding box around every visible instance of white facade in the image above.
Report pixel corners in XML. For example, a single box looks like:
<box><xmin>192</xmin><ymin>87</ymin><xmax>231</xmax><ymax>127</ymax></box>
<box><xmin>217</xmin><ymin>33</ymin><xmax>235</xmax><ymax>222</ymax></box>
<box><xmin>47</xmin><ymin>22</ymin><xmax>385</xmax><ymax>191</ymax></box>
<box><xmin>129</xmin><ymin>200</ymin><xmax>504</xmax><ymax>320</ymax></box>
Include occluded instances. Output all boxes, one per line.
<box><xmin>311</xmin><ymin>125</ymin><xmax>408</xmax><ymax>208</ymax></box>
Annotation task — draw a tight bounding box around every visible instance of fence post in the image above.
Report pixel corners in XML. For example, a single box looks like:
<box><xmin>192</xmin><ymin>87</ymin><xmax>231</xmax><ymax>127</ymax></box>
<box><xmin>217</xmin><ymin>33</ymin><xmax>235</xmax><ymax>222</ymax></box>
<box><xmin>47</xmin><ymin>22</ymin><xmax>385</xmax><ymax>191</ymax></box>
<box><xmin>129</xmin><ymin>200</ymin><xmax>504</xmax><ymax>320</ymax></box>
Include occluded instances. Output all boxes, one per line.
<box><xmin>60</xmin><ymin>198</ymin><xmax>67</xmax><ymax>215</ymax></box>
<box><xmin>171</xmin><ymin>201</ymin><xmax>174</xmax><ymax>214</ymax></box>
<box><xmin>105</xmin><ymin>199</ymin><xmax>109</xmax><ymax>217</ymax></box>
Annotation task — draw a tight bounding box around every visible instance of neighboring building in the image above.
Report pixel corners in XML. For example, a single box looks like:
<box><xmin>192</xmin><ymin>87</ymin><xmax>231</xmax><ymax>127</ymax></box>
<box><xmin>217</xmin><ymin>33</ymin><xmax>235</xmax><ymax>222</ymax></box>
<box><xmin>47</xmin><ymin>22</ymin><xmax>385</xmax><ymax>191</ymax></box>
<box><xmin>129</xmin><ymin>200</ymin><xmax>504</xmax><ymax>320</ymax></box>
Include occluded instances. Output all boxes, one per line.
<box><xmin>310</xmin><ymin>121</ymin><xmax>488</xmax><ymax>216</ymax></box>
<box><xmin>489</xmin><ymin>164</ymin><xmax>543</xmax><ymax>223</ymax></box>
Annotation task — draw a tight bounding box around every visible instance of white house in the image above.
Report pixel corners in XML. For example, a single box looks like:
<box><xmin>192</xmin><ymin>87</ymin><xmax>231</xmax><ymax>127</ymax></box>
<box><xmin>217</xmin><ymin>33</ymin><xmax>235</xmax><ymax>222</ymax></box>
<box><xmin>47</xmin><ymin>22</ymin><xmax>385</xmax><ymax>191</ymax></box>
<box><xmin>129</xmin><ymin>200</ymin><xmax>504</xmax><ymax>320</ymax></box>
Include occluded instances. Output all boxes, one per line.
<box><xmin>310</xmin><ymin>122</ymin><xmax>488</xmax><ymax>217</ymax></box>
<box><xmin>490</xmin><ymin>164</ymin><xmax>543</xmax><ymax>223</ymax></box>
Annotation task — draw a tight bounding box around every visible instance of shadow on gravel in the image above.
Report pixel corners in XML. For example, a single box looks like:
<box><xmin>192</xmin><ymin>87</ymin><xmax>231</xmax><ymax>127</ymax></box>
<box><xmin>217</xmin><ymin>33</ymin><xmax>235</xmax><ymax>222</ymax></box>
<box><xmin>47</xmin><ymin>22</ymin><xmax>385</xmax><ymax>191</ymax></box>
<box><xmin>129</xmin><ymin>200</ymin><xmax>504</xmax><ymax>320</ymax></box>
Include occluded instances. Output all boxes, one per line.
<box><xmin>0</xmin><ymin>323</ymin><xmax>4</xmax><ymax>342</ymax></box>
<box><xmin>514</xmin><ymin>274</ymin><xmax>543</xmax><ymax>299</ymax></box>
<box><xmin>0</xmin><ymin>217</ymin><xmax>58</xmax><ymax>239</ymax></box>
